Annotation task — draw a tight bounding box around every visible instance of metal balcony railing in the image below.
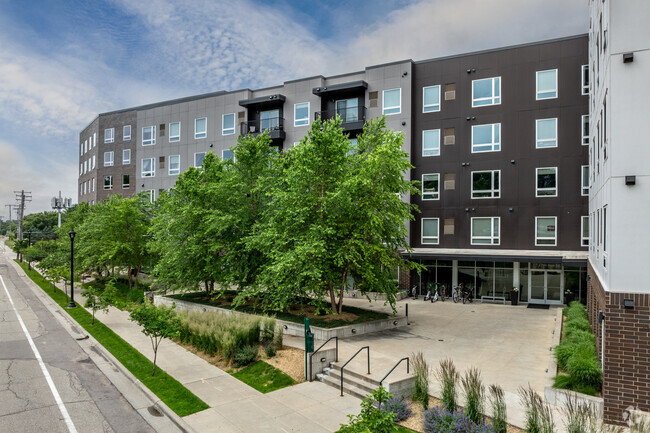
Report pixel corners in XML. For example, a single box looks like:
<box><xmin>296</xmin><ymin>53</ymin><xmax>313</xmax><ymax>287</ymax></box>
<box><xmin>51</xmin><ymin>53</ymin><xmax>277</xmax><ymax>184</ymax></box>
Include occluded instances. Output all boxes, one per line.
<box><xmin>240</xmin><ymin>117</ymin><xmax>285</xmax><ymax>136</ymax></box>
<box><xmin>315</xmin><ymin>106</ymin><xmax>366</xmax><ymax>126</ymax></box>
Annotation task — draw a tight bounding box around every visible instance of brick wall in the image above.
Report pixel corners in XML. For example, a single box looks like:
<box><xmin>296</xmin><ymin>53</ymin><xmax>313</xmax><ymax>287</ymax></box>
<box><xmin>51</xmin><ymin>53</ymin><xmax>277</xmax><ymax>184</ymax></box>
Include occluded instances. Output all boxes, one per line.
<box><xmin>587</xmin><ymin>262</ymin><xmax>650</xmax><ymax>424</ymax></box>
<box><xmin>398</xmin><ymin>266</ymin><xmax>411</xmax><ymax>293</ymax></box>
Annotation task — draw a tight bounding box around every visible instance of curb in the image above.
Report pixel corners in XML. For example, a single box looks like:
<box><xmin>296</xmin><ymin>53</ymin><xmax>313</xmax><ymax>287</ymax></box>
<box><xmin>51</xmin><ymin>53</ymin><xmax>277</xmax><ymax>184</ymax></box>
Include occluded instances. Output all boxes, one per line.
<box><xmin>5</xmin><ymin>256</ymin><xmax>198</xmax><ymax>433</ymax></box>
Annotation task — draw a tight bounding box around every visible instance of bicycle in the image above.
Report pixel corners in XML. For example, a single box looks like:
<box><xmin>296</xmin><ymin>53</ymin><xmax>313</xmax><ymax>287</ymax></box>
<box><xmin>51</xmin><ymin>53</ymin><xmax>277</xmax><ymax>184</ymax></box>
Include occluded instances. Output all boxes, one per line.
<box><xmin>461</xmin><ymin>285</ymin><xmax>474</xmax><ymax>304</ymax></box>
<box><xmin>452</xmin><ymin>284</ymin><xmax>462</xmax><ymax>303</ymax></box>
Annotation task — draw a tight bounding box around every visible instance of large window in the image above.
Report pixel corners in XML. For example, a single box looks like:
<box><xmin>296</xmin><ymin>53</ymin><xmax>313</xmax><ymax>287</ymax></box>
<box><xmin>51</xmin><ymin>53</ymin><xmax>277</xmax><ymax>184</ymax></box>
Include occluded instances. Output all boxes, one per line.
<box><xmin>169</xmin><ymin>155</ymin><xmax>180</xmax><ymax>175</ymax></box>
<box><xmin>581</xmin><ymin>115</ymin><xmax>589</xmax><ymax>145</ymax></box>
<box><xmin>122</xmin><ymin>174</ymin><xmax>130</xmax><ymax>189</ymax></box>
<box><xmin>382</xmin><ymin>88</ymin><xmax>401</xmax><ymax>115</ymax></box>
<box><xmin>581</xmin><ymin>165</ymin><xmax>589</xmax><ymax>196</ymax></box>
<box><xmin>103</xmin><ymin>175</ymin><xmax>113</xmax><ymax>190</ymax></box>
<box><xmin>92</xmin><ymin>155</ymin><xmax>96</xmax><ymax>169</ymax></box>
<box><xmin>471</xmin><ymin>170</ymin><xmax>500</xmax><ymax>198</ymax></box>
<box><xmin>536</xmin><ymin>69</ymin><xmax>558</xmax><ymax>100</ymax></box>
<box><xmin>104</xmin><ymin>151</ymin><xmax>114</xmax><ymax>167</ymax></box>
<box><xmin>471</xmin><ymin>217</ymin><xmax>500</xmax><ymax>245</ymax></box>
<box><xmin>222</xmin><ymin>149</ymin><xmax>234</xmax><ymax>161</ymax></box>
<box><xmin>581</xmin><ymin>216</ymin><xmax>589</xmax><ymax>247</ymax></box>
<box><xmin>142</xmin><ymin>126</ymin><xmax>156</xmax><ymax>146</ymax></box>
<box><xmin>169</xmin><ymin>122</ymin><xmax>180</xmax><ymax>142</ymax></box>
<box><xmin>421</xmin><ymin>218</ymin><xmax>439</xmax><ymax>245</ymax></box>
<box><xmin>536</xmin><ymin>167</ymin><xmax>557</xmax><ymax>197</ymax></box>
<box><xmin>194</xmin><ymin>152</ymin><xmax>206</xmax><ymax>168</ymax></box>
<box><xmin>294</xmin><ymin>103</ymin><xmax>309</xmax><ymax>127</ymax></box>
<box><xmin>472</xmin><ymin>77</ymin><xmax>501</xmax><ymax>107</ymax></box>
<box><xmin>536</xmin><ymin>118</ymin><xmax>558</xmax><ymax>148</ymax></box>
<box><xmin>581</xmin><ymin>65</ymin><xmax>589</xmax><ymax>95</ymax></box>
<box><xmin>142</xmin><ymin>158</ymin><xmax>155</xmax><ymax>177</ymax></box>
<box><xmin>104</xmin><ymin>128</ymin><xmax>114</xmax><ymax>143</ymax></box>
<box><xmin>536</xmin><ymin>216</ymin><xmax>557</xmax><ymax>246</ymax></box>
<box><xmin>422</xmin><ymin>129</ymin><xmax>440</xmax><ymax>157</ymax></box>
<box><xmin>423</xmin><ymin>85</ymin><xmax>441</xmax><ymax>113</ymax></box>
<box><xmin>222</xmin><ymin>113</ymin><xmax>235</xmax><ymax>135</ymax></box>
<box><xmin>122</xmin><ymin>149</ymin><xmax>130</xmax><ymax>165</ymax></box>
<box><xmin>261</xmin><ymin>109</ymin><xmax>279</xmax><ymax>131</ymax></box>
<box><xmin>471</xmin><ymin>123</ymin><xmax>500</xmax><ymax>153</ymax></box>
<box><xmin>123</xmin><ymin>125</ymin><xmax>131</xmax><ymax>141</ymax></box>
<box><xmin>422</xmin><ymin>174</ymin><xmax>440</xmax><ymax>200</ymax></box>
<box><xmin>195</xmin><ymin>117</ymin><xmax>207</xmax><ymax>139</ymax></box>
<box><xmin>336</xmin><ymin>99</ymin><xmax>359</xmax><ymax>123</ymax></box>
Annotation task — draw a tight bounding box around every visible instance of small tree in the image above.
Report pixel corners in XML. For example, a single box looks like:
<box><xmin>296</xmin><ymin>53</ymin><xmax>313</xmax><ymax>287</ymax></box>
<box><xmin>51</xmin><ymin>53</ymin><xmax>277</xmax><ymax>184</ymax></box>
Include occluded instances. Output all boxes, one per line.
<box><xmin>82</xmin><ymin>282</ymin><xmax>117</xmax><ymax>324</ymax></box>
<box><xmin>129</xmin><ymin>300</ymin><xmax>182</xmax><ymax>376</ymax></box>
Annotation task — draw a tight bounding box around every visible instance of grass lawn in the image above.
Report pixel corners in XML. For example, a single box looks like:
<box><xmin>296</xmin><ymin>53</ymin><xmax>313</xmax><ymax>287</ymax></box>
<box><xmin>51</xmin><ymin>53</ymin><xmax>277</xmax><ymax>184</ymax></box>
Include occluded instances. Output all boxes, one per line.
<box><xmin>170</xmin><ymin>291</ymin><xmax>390</xmax><ymax>328</ymax></box>
<box><xmin>81</xmin><ymin>277</ymin><xmax>147</xmax><ymax>309</ymax></box>
<box><xmin>231</xmin><ymin>360</ymin><xmax>296</xmax><ymax>393</ymax></box>
<box><xmin>16</xmin><ymin>261</ymin><xmax>209</xmax><ymax>417</ymax></box>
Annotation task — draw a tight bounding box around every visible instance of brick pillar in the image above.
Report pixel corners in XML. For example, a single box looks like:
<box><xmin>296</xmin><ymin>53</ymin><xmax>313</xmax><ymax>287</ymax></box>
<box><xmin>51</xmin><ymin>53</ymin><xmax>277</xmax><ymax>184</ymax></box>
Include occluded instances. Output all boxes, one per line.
<box><xmin>398</xmin><ymin>266</ymin><xmax>411</xmax><ymax>293</ymax></box>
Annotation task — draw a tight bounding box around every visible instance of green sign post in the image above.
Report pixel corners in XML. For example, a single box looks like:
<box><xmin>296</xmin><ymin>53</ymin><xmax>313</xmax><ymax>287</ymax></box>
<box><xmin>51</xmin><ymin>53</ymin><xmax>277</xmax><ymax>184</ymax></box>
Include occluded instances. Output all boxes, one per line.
<box><xmin>304</xmin><ymin>318</ymin><xmax>314</xmax><ymax>380</ymax></box>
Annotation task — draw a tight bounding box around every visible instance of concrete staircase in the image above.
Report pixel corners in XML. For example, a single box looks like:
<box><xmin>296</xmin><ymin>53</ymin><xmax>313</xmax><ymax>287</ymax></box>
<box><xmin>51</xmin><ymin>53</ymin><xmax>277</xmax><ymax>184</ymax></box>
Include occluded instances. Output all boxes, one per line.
<box><xmin>317</xmin><ymin>362</ymin><xmax>380</xmax><ymax>399</ymax></box>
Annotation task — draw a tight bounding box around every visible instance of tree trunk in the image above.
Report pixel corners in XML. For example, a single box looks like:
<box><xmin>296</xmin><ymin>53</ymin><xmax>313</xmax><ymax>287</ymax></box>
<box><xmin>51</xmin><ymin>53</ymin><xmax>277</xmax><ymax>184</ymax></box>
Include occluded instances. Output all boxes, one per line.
<box><xmin>328</xmin><ymin>283</ymin><xmax>337</xmax><ymax>314</ymax></box>
<box><xmin>127</xmin><ymin>267</ymin><xmax>133</xmax><ymax>289</ymax></box>
<box><xmin>336</xmin><ymin>266</ymin><xmax>350</xmax><ymax>315</ymax></box>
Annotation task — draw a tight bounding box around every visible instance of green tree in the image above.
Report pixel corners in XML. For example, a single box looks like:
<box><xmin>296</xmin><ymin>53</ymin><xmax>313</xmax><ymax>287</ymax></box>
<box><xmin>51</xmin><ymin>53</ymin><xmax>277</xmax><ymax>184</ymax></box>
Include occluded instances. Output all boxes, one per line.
<box><xmin>82</xmin><ymin>281</ymin><xmax>117</xmax><ymax>324</ymax></box>
<box><xmin>129</xmin><ymin>300</ymin><xmax>182</xmax><ymax>376</ymax></box>
<box><xmin>252</xmin><ymin>117</ymin><xmax>419</xmax><ymax>314</ymax></box>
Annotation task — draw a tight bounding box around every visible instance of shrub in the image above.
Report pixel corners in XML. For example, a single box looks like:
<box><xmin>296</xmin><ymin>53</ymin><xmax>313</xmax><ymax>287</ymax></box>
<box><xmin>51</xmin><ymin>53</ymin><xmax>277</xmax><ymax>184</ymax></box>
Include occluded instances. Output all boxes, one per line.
<box><xmin>412</xmin><ymin>351</ymin><xmax>430</xmax><ymax>410</ymax></box>
<box><xmin>564</xmin><ymin>319</ymin><xmax>591</xmax><ymax>335</ymax></box>
<box><xmin>337</xmin><ymin>387</ymin><xmax>397</xmax><ymax>433</ymax></box>
<box><xmin>273</xmin><ymin>322</ymin><xmax>284</xmax><ymax>349</ymax></box>
<box><xmin>563</xmin><ymin>329</ymin><xmax>596</xmax><ymax>345</ymax></box>
<box><xmin>462</xmin><ymin>367</ymin><xmax>485</xmax><ymax>425</ymax></box>
<box><xmin>234</xmin><ymin>345</ymin><xmax>258</xmax><ymax>367</ymax></box>
<box><xmin>566</xmin><ymin>351</ymin><xmax>602</xmax><ymax>389</ymax></box>
<box><xmin>380</xmin><ymin>394</ymin><xmax>412</xmax><ymax>422</ymax></box>
<box><xmin>519</xmin><ymin>385</ymin><xmax>554</xmax><ymax>433</ymax></box>
<box><xmin>488</xmin><ymin>384</ymin><xmax>507</xmax><ymax>433</ymax></box>
<box><xmin>555</xmin><ymin>340</ymin><xmax>595</xmax><ymax>371</ymax></box>
<box><xmin>436</xmin><ymin>358</ymin><xmax>459</xmax><ymax>412</ymax></box>
<box><xmin>260</xmin><ymin>317</ymin><xmax>276</xmax><ymax>343</ymax></box>
<box><xmin>423</xmin><ymin>406</ymin><xmax>493</xmax><ymax>433</ymax></box>
<box><xmin>264</xmin><ymin>343</ymin><xmax>277</xmax><ymax>358</ymax></box>
<box><xmin>565</xmin><ymin>302</ymin><xmax>588</xmax><ymax>321</ymax></box>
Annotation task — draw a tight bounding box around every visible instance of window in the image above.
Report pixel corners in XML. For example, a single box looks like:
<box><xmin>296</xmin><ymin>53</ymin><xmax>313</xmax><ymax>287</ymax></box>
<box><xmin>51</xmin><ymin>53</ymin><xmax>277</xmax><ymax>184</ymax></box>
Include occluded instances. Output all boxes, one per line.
<box><xmin>581</xmin><ymin>216</ymin><xmax>589</xmax><ymax>247</ymax></box>
<box><xmin>142</xmin><ymin>126</ymin><xmax>156</xmax><ymax>146</ymax></box>
<box><xmin>471</xmin><ymin>170</ymin><xmax>500</xmax><ymax>198</ymax></box>
<box><xmin>80</xmin><ymin>142</ymin><xmax>83</xmax><ymax>156</ymax></box>
<box><xmin>92</xmin><ymin>132</ymin><xmax>96</xmax><ymax>147</ymax></box>
<box><xmin>159</xmin><ymin>156</ymin><xmax>165</xmax><ymax>169</ymax></box>
<box><xmin>260</xmin><ymin>109</ymin><xmax>279</xmax><ymax>131</ymax></box>
<box><xmin>471</xmin><ymin>217</ymin><xmax>500</xmax><ymax>245</ymax></box>
<box><xmin>337</xmin><ymin>99</ymin><xmax>359</xmax><ymax>123</ymax></box>
<box><xmin>536</xmin><ymin>216</ymin><xmax>557</xmax><ymax>246</ymax></box>
<box><xmin>421</xmin><ymin>218</ymin><xmax>439</xmax><ymax>245</ymax></box>
<box><xmin>104</xmin><ymin>151</ymin><xmax>114</xmax><ymax>167</ymax></box>
<box><xmin>169</xmin><ymin>122</ymin><xmax>180</xmax><ymax>142</ymax></box>
<box><xmin>103</xmin><ymin>175</ymin><xmax>113</xmax><ymax>190</ymax></box>
<box><xmin>219</xmin><ymin>113</ymin><xmax>234</xmax><ymax>135</ymax></box>
<box><xmin>195</xmin><ymin>117</ymin><xmax>207</xmax><ymax>139</ymax></box>
<box><xmin>142</xmin><ymin>158</ymin><xmax>155</xmax><ymax>177</ymax></box>
<box><xmin>536</xmin><ymin>118</ymin><xmax>558</xmax><ymax>148</ymax></box>
<box><xmin>122</xmin><ymin>149</ymin><xmax>130</xmax><ymax>165</ymax></box>
<box><xmin>294</xmin><ymin>103</ymin><xmax>309</xmax><ymax>127</ymax></box>
<box><xmin>123</xmin><ymin>125</ymin><xmax>131</xmax><ymax>141</ymax></box>
<box><xmin>422</xmin><ymin>129</ymin><xmax>440</xmax><ymax>157</ymax></box>
<box><xmin>148</xmin><ymin>190</ymin><xmax>155</xmax><ymax>203</ymax></box>
<box><xmin>84</xmin><ymin>140</ymin><xmax>87</xmax><ymax>154</ymax></box>
<box><xmin>536</xmin><ymin>167</ymin><xmax>557</xmax><ymax>197</ymax></box>
<box><xmin>194</xmin><ymin>152</ymin><xmax>206</xmax><ymax>168</ymax></box>
<box><xmin>104</xmin><ymin>128</ymin><xmax>114</xmax><ymax>143</ymax></box>
<box><xmin>471</xmin><ymin>123</ymin><xmax>501</xmax><ymax>153</ymax></box>
<box><xmin>536</xmin><ymin>69</ymin><xmax>558</xmax><ymax>100</ymax></box>
<box><xmin>422</xmin><ymin>174</ymin><xmax>439</xmax><ymax>200</ymax></box>
<box><xmin>80</xmin><ymin>164</ymin><xmax>82</xmax><ymax>176</ymax></box>
<box><xmin>84</xmin><ymin>160</ymin><xmax>87</xmax><ymax>174</ymax></box>
<box><xmin>169</xmin><ymin>155</ymin><xmax>180</xmax><ymax>175</ymax></box>
<box><xmin>92</xmin><ymin>177</ymin><xmax>95</xmax><ymax>192</ymax></box>
<box><xmin>382</xmin><ymin>88</ymin><xmax>401</xmax><ymax>115</ymax></box>
<box><xmin>222</xmin><ymin>149</ymin><xmax>234</xmax><ymax>161</ymax></box>
<box><xmin>423</xmin><ymin>85</ymin><xmax>441</xmax><ymax>112</ymax></box>
<box><xmin>581</xmin><ymin>65</ymin><xmax>589</xmax><ymax>95</ymax></box>
<box><xmin>122</xmin><ymin>174</ymin><xmax>130</xmax><ymax>188</ymax></box>
<box><xmin>83</xmin><ymin>182</ymin><xmax>86</xmax><ymax>195</ymax></box>
<box><xmin>472</xmin><ymin>77</ymin><xmax>501</xmax><ymax>107</ymax></box>
<box><xmin>92</xmin><ymin>155</ymin><xmax>96</xmax><ymax>169</ymax></box>
<box><xmin>581</xmin><ymin>166</ymin><xmax>589</xmax><ymax>196</ymax></box>
<box><xmin>581</xmin><ymin>115</ymin><xmax>589</xmax><ymax>145</ymax></box>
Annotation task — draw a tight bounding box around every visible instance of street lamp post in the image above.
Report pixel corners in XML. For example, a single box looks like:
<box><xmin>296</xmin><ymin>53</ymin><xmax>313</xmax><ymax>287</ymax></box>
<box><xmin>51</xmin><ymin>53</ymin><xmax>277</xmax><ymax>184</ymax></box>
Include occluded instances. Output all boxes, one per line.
<box><xmin>26</xmin><ymin>229</ymin><xmax>32</xmax><ymax>270</ymax></box>
<box><xmin>68</xmin><ymin>229</ymin><xmax>76</xmax><ymax>308</ymax></box>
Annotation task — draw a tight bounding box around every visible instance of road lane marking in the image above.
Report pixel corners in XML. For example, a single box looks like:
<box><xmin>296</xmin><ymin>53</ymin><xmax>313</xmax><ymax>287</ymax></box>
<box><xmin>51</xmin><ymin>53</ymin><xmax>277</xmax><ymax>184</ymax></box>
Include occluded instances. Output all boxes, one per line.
<box><xmin>0</xmin><ymin>274</ymin><xmax>79</xmax><ymax>433</ymax></box>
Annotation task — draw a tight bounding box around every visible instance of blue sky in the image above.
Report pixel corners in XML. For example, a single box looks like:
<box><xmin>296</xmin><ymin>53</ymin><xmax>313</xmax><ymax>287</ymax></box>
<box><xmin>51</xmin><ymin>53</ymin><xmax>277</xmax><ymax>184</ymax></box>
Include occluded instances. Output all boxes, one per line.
<box><xmin>0</xmin><ymin>0</ymin><xmax>587</xmax><ymax>214</ymax></box>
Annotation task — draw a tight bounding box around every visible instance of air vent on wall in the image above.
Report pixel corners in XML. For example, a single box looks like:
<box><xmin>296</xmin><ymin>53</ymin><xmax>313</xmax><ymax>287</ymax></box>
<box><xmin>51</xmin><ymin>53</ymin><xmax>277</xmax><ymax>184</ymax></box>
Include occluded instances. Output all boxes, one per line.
<box><xmin>444</xmin><ymin>173</ymin><xmax>456</xmax><ymax>190</ymax></box>
<box><xmin>444</xmin><ymin>128</ymin><xmax>455</xmax><ymax>145</ymax></box>
<box><xmin>444</xmin><ymin>83</ymin><xmax>456</xmax><ymax>101</ymax></box>
<box><xmin>238</xmin><ymin>111</ymin><xmax>245</xmax><ymax>121</ymax></box>
<box><xmin>444</xmin><ymin>218</ymin><xmax>455</xmax><ymax>235</ymax></box>
<box><xmin>368</xmin><ymin>91</ymin><xmax>378</xmax><ymax>108</ymax></box>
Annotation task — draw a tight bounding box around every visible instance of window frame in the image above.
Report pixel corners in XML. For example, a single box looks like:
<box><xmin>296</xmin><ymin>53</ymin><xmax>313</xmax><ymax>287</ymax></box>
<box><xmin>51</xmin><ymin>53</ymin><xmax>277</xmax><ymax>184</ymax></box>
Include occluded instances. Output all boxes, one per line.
<box><xmin>581</xmin><ymin>215</ymin><xmax>589</xmax><ymax>247</ymax></box>
<box><xmin>421</xmin><ymin>173</ymin><xmax>440</xmax><ymax>200</ymax></box>
<box><xmin>168</xmin><ymin>155</ymin><xmax>180</xmax><ymax>176</ymax></box>
<box><xmin>536</xmin><ymin>69</ymin><xmax>558</xmax><ymax>100</ymax></box>
<box><xmin>536</xmin><ymin>167</ymin><xmax>558</xmax><ymax>197</ymax></box>
<box><xmin>471</xmin><ymin>77</ymin><xmax>501</xmax><ymax>107</ymax></box>
<box><xmin>581</xmin><ymin>115</ymin><xmax>589</xmax><ymax>145</ymax></box>
<box><xmin>471</xmin><ymin>170</ymin><xmax>501</xmax><ymax>199</ymax></box>
<box><xmin>294</xmin><ymin>103</ymin><xmax>309</xmax><ymax>127</ymax></box>
<box><xmin>422</xmin><ymin>129</ymin><xmax>441</xmax><ymax>157</ymax></box>
<box><xmin>142</xmin><ymin>126</ymin><xmax>156</xmax><ymax>146</ymax></box>
<box><xmin>104</xmin><ymin>128</ymin><xmax>114</xmax><ymax>143</ymax></box>
<box><xmin>536</xmin><ymin>118</ymin><xmax>558</xmax><ymax>149</ymax></box>
<box><xmin>194</xmin><ymin>117</ymin><xmax>207</xmax><ymax>139</ymax></box>
<box><xmin>422</xmin><ymin>85</ymin><xmax>441</xmax><ymax>113</ymax></box>
<box><xmin>471</xmin><ymin>123</ymin><xmax>501</xmax><ymax>153</ymax></box>
<box><xmin>141</xmin><ymin>157</ymin><xmax>155</xmax><ymax>177</ymax></box>
<box><xmin>581</xmin><ymin>65</ymin><xmax>589</xmax><ymax>95</ymax></box>
<box><xmin>222</xmin><ymin>113</ymin><xmax>235</xmax><ymax>135</ymax></box>
<box><xmin>169</xmin><ymin>121</ymin><xmax>181</xmax><ymax>142</ymax></box>
<box><xmin>421</xmin><ymin>218</ymin><xmax>440</xmax><ymax>245</ymax></box>
<box><xmin>382</xmin><ymin>88</ymin><xmax>401</xmax><ymax>115</ymax></box>
<box><xmin>122</xmin><ymin>149</ymin><xmax>131</xmax><ymax>165</ymax></box>
<box><xmin>535</xmin><ymin>216</ymin><xmax>558</xmax><ymax>246</ymax></box>
<box><xmin>103</xmin><ymin>175</ymin><xmax>113</xmax><ymax>190</ymax></box>
<box><xmin>104</xmin><ymin>151</ymin><xmax>114</xmax><ymax>167</ymax></box>
<box><xmin>194</xmin><ymin>152</ymin><xmax>206</xmax><ymax>168</ymax></box>
<box><xmin>123</xmin><ymin>125</ymin><xmax>131</xmax><ymax>141</ymax></box>
<box><xmin>471</xmin><ymin>217</ymin><xmax>501</xmax><ymax>245</ymax></box>
<box><xmin>581</xmin><ymin>165</ymin><xmax>589</xmax><ymax>196</ymax></box>
<box><xmin>122</xmin><ymin>174</ymin><xmax>130</xmax><ymax>189</ymax></box>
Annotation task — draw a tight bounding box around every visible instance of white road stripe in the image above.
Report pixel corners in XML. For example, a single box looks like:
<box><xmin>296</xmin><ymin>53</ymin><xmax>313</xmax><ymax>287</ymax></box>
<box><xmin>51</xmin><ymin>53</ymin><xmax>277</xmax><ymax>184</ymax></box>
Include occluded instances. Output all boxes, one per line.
<box><xmin>0</xmin><ymin>274</ymin><xmax>79</xmax><ymax>433</ymax></box>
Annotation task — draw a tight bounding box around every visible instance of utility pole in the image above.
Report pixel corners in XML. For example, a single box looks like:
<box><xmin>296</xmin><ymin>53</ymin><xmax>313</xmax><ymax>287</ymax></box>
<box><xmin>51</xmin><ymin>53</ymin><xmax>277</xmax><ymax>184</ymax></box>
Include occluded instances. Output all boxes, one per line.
<box><xmin>51</xmin><ymin>191</ymin><xmax>72</xmax><ymax>228</ymax></box>
<box><xmin>4</xmin><ymin>203</ymin><xmax>18</xmax><ymax>238</ymax></box>
<box><xmin>14</xmin><ymin>190</ymin><xmax>32</xmax><ymax>241</ymax></box>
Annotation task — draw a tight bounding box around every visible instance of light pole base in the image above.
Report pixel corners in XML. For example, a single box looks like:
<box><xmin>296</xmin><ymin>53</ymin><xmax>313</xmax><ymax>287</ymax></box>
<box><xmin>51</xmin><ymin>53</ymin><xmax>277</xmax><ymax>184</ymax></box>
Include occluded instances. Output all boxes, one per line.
<box><xmin>67</xmin><ymin>301</ymin><xmax>76</xmax><ymax>308</ymax></box>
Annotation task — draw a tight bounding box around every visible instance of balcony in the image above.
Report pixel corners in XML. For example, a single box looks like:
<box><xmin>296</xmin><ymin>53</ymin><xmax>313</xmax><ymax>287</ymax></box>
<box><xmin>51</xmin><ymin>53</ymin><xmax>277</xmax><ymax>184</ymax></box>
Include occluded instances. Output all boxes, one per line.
<box><xmin>240</xmin><ymin>117</ymin><xmax>286</xmax><ymax>141</ymax></box>
<box><xmin>315</xmin><ymin>106</ymin><xmax>366</xmax><ymax>132</ymax></box>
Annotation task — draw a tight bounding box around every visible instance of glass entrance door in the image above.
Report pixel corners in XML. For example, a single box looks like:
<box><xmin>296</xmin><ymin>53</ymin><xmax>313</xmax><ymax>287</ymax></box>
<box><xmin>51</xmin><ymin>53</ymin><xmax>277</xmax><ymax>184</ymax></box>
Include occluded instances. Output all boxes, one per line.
<box><xmin>528</xmin><ymin>270</ymin><xmax>563</xmax><ymax>304</ymax></box>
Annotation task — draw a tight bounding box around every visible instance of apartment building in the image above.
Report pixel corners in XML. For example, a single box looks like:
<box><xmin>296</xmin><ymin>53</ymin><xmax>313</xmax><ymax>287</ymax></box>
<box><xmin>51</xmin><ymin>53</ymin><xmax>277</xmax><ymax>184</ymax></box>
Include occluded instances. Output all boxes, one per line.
<box><xmin>587</xmin><ymin>0</ymin><xmax>650</xmax><ymax>422</ymax></box>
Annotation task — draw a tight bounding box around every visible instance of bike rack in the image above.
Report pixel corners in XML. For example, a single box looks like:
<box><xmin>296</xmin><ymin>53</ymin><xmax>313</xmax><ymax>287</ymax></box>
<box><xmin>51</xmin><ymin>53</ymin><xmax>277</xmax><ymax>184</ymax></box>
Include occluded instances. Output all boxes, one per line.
<box><xmin>340</xmin><ymin>346</ymin><xmax>370</xmax><ymax>397</ymax></box>
<box><xmin>308</xmin><ymin>336</ymin><xmax>338</xmax><ymax>382</ymax></box>
<box><xmin>378</xmin><ymin>357</ymin><xmax>410</xmax><ymax>388</ymax></box>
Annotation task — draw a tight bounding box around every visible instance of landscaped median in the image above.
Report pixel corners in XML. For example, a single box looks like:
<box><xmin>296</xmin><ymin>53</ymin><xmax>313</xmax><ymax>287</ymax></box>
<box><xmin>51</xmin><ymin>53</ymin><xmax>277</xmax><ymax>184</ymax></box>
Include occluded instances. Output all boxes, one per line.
<box><xmin>14</xmin><ymin>261</ymin><xmax>209</xmax><ymax>417</ymax></box>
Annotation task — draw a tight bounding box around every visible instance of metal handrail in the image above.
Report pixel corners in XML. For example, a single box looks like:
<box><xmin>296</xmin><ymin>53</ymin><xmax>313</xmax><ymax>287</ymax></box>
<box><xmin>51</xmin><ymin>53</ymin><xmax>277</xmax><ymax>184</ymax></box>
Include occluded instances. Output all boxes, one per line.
<box><xmin>339</xmin><ymin>346</ymin><xmax>370</xmax><ymax>397</ymax></box>
<box><xmin>308</xmin><ymin>336</ymin><xmax>339</xmax><ymax>382</ymax></box>
<box><xmin>378</xmin><ymin>357</ymin><xmax>409</xmax><ymax>388</ymax></box>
